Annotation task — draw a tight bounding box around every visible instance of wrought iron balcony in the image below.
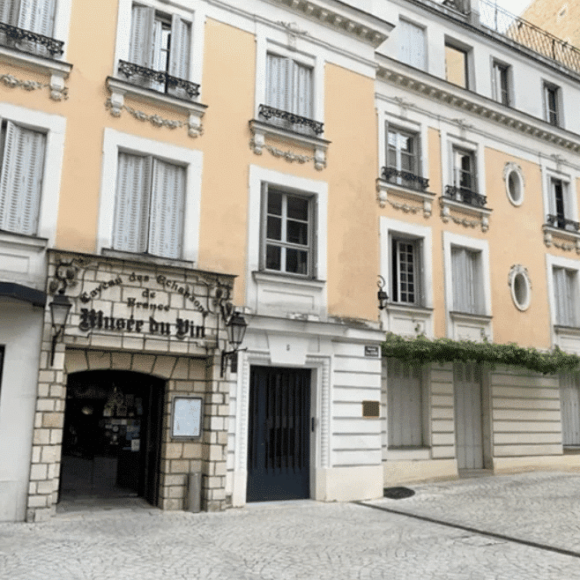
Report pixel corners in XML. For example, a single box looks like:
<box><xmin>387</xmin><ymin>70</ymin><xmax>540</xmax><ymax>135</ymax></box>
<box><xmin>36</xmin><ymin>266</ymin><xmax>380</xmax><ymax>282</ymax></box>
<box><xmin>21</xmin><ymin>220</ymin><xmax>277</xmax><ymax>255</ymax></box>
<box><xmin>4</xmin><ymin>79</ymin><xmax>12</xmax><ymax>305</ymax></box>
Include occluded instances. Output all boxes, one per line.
<box><xmin>258</xmin><ymin>104</ymin><xmax>324</xmax><ymax>136</ymax></box>
<box><xmin>0</xmin><ymin>22</ymin><xmax>64</xmax><ymax>57</ymax></box>
<box><xmin>440</xmin><ymin>0</ymin><xmax>469</xmax><ymax>14</ymax></box>
<box><xmin>479</xmin><ymin>0</ymin><xmax>580</xmax><ymax>75</ymax></box>
<box><xmin>546</xmin><ymin>214</ymin><xmax>580</xmax><ymax>232</ymax></box>
<box><xmin>381</xmin><ymin>167</ymin><xmax>430</xmax><ymax>191</ymax></box>
<box><xmin>444</xmin><ymin>185</ymin><xmax>487</xmax><ymax>208</ymax></box>
<box><xmin>118</xmin><ymin>60</ymin><xmax>200</xmax><ymax>99</ymax></box>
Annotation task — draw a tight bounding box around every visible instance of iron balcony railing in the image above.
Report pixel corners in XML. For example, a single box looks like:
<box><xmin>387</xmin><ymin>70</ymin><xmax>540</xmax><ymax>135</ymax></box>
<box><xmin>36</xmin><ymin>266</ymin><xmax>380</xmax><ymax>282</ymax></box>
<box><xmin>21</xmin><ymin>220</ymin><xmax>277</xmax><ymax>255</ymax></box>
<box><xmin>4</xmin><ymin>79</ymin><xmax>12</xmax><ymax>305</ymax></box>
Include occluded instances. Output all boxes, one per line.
<box><xmin>381</xmin><ymin>166</ymin><xmax>430</xmax><ymax>191</ymax></box>
<box><xmin>258</xmin><ymin>104</ymin><xmax>324</xmax><ymax>136</ymax></box>
<box><xmin>479</xmin><ymin>0</ymin><xmax>580</xmax><ymax>75</ymax></box>
<box><xmin>0</xmin><ymin>22</ymin><xmax>64</xmax><ymax>57</ymax></box>
<box><xmin>546</xmin><ymin>214</ymin><xmax>580</xmax><ymax>232</ymax></box>
<box><xmin>118</xmin><ymin>60</ymin><xmax>200</xmax><ymax>99</ymax></box>
<box><xmin>445</xmin><ymin>185</ymin><xmax>487</xmax><ymax>208</ymax></box>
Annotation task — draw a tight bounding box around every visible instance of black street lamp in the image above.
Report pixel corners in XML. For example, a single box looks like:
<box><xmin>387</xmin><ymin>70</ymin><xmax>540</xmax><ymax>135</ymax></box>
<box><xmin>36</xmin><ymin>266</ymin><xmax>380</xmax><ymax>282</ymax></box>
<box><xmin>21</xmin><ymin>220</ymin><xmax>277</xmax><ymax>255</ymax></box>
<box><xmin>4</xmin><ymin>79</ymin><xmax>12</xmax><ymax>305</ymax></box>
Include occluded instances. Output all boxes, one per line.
<box><xmin>49</xmin><ymin>293</ymin><xmax>72</xmax><ymax>366</ymax></box>
<box><xmin>221</xmin><ymin>312</ymin><xmax>247</xmax><ymax>377</ymax></box>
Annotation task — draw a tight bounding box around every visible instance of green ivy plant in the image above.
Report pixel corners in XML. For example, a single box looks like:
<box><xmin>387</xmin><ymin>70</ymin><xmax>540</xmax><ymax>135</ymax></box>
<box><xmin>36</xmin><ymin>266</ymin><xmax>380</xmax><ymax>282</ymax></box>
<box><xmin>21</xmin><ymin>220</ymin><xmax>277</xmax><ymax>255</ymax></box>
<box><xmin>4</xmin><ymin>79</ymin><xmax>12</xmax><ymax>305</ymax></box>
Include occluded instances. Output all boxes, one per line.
<box><xmin>381</xmin><ymin>333</ymin><xmax>580</xmax><ymax>375</ymax></box>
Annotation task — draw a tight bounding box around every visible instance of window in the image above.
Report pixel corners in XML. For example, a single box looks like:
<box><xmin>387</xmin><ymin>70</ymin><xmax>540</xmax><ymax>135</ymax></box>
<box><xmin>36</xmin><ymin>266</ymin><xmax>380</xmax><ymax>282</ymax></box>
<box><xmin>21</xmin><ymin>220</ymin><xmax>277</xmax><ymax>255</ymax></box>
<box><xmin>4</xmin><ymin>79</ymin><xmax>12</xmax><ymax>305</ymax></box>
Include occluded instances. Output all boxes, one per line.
<box><xmin>262</xmin><ymin>186</ymin><xmax>313</xmax><ymax>276</ymax></box>
<box><xmin>112</xmin><ymin>152</ymin><xmax>185</xmax><ymax>259</ymax></box>
<box><xmin>387</xmin><ymin>359</ymin><xmax>425</xmax><ymax>448</ymax></box>
<box><xmin>391</xmin><ymin>237</ymin><xmax>421</xmax><ymax>305</ymax></box>
<box><xmin>128</xmin><ymin>3</ymin><xmax>191</xmax><ymax>94</ymax></box>
<box><xmin>0</xmin><ymin>0</ymin><xmax>56</xmax><ymax>55</ymax></box>
<box><xmin>398</xmin><ymin>19</ymin><xmax>425</xmax><ymax>70</ymax></box>
<box><xmin>0</xmin><ymin>121</ymin><xmax>46</xmax><ymax>236</ymax></box>
<box><xmin>492</xmin><ymin>60</ymin><xmax>510</xmax><ymax>106</ymax></box>
<box><xmin>544</xmin><ymin>82</ymin><xmax>561</xmax><ymax>126</ymax></box>
<box><xmin>386</xmin><ymin>127</ymin><xmax>422</xmax><ymax>187</ymax></box>
<box><xmin>546</xmin><ymin>177</ymin><xmax>576</xmax><ymax>231</ymax></box>
<box><xmin>265</xmin><ymin>53</ymin><xmax>313</xmax><ymax>129</ymax></box>
<box><xmin>453</xmin><ymin>147</ymin><xmax>477</xmax><ymax>193</ymax></box>
<box><xmin>553</xmin><ymin>266</ymin><xmax>579</xmax><ymax>327</ymax></box>
<box><xmin>445</xmin><ymin>42</ymin><xmax>469</xmax><ymax>89</ymax></box>
<box><xmin>451</xmin><ymin>246</ymin><xmax>484</xmax><ymax>314</ymax></box>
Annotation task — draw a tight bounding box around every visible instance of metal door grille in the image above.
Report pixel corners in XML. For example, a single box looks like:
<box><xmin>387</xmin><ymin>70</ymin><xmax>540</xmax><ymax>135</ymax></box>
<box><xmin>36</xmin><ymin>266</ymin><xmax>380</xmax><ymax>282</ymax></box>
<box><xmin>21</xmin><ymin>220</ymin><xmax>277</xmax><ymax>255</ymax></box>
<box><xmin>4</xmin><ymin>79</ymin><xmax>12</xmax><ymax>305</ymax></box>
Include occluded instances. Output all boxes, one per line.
<box><xmin>247</xmin><ymin>366</ymin><xmax>311</xmax><ymax>501</ymax></box>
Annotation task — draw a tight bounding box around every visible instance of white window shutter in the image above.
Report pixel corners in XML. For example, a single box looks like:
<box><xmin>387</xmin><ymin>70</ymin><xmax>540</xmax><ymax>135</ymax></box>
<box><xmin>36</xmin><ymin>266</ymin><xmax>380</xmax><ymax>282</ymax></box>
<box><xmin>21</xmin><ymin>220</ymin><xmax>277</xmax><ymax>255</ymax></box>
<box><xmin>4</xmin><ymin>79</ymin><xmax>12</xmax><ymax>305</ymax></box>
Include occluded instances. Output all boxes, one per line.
<box><xmin>294</xmin><ymin>61</ymin><xmax>312</xmax><ymax>118</ymax></box>
<box><xmin>399</xmin><ymin>20</ymin><xmax>425</xmax><ymax>70</ymax></box>
<box><xmin>129</xmin><ymin>4</ymin><xmax>155</xmax><ymax>68</ymax></box>
<box><xmin>148</xmin><ymin>159</ymin><xmax>185</xmax><ymax>259</ymax></box>
<box><xmin>168</xmin><ymin>15</ymin><xmax>191</xmax><ymax>99</ymax></box>
<box><xmin>17</xmin><ymin>0</ymin><xmax>54</xmax><ymax>35</ymax></box>
<box><xmin>0</xmin><ymin>121</ymin><xmax>45</xmax><ymax>235</ymax></box>
<box><xmin>169</xmin><ymin>14</ymin><xmax>190</xmax><ymax>79</ymax></box>
<box><xmin>0</xmin><ymin>0</ymin><xmax>15</xmax><ymax>24</ymax></box>
<box><xmin>266</xmin><ymin>54</ymin><xmax>284</xmax><ymax>110</ymax></box>
<box><xmin>113</xmin><ymin>153</ymin><xmax>151</xmax><ymax>254</ymax></box>
<box><xmin>452</xmin><ymin>247</ymin><xmax>467</xmax><ymax>312</ymax></box>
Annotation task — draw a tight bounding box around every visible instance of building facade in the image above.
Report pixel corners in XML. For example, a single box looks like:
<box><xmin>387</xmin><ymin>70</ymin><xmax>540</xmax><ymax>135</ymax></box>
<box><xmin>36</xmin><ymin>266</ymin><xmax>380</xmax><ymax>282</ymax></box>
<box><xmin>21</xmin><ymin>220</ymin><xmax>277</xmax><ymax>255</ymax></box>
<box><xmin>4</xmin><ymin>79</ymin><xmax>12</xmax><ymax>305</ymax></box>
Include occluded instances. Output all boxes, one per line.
<box><xmin>1</xmin><ymin>0</ymin><xmax>580</xmax><ymax>523</ymax></box>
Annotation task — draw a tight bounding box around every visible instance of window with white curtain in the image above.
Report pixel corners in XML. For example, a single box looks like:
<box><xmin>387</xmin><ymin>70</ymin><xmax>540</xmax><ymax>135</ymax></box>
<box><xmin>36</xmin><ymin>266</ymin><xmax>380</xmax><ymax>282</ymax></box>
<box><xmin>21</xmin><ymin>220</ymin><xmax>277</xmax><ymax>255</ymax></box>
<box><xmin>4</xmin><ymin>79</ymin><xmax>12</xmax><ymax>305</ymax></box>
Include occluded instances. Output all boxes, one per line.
<box><xmin>0</xmin><ymin>120</ymin><xmax>46</xmax><ymax>236</ymax></box>
<box><xmin>398</xmin><ymin>19</ymin><xmax>426</xmax><ymax>70</ymax></box>
<box><xmin>266</xmin><ymin>53</ymin><xmax>313</xmax><ymax>120</ymax></box>
<box><xmin>0</xmin><ymin>0</ymin><xmax>56</xmax><ymax>54</ymax></box>
<box><xmin>451</xmin><ymin>246</ymin><xmax>483</xmax><ymax>314</ymax></box>
<box><xmin>553</xmin><ymin>266</ymin><xmax>579</xmax><ymax>327</ymax></box>
<box><xmin>128</xmin><ymin>3</ymin><xmax>191</xmax><ymax>95</ymax></box>
<box><xmin>113</xmin><ymin>152</ymin><xmax>185</xmax><ymax>259</ymax></box>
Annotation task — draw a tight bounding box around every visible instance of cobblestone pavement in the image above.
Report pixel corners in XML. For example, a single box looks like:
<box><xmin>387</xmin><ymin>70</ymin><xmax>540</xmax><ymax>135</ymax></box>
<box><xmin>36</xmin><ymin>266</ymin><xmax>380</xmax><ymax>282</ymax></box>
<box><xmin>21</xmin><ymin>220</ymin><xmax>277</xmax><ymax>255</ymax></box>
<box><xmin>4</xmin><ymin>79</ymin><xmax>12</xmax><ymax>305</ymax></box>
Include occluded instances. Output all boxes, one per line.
<box><xmin>2</xmin><ymin>472</ymin><xmax>580</xmax><ymax>579</ymax></box>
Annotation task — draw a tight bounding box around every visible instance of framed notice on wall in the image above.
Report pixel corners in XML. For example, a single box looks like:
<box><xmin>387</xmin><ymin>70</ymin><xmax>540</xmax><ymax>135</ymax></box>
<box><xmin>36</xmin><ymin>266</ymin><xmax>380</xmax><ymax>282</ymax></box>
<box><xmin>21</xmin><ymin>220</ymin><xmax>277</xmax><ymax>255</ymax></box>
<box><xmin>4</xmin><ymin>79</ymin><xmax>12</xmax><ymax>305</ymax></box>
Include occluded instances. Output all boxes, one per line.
<box><xmin>171</xmin><ymin>396</ymin><xmax>203</xmax><ymax>440</ymax></box>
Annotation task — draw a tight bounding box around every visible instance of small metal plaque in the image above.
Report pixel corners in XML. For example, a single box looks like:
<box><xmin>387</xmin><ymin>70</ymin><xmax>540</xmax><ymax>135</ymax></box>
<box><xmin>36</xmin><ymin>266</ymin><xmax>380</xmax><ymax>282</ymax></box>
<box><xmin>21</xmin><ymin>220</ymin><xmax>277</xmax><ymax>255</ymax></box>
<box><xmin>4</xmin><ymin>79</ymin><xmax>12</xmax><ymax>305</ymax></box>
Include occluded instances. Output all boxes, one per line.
<box><xmin>172</xmin><ymin>396</ymin><xmax>203</xmax><ymax>439</ymax></box>
<box><xmin>362</xmin><ymin>400</ymin><xmax>380</xmax><ymax>418</ymax></box>
<box><xmin>364</xmin><ymin>345</ymin><xmax>380</xmax><ymax>357</ymax></box>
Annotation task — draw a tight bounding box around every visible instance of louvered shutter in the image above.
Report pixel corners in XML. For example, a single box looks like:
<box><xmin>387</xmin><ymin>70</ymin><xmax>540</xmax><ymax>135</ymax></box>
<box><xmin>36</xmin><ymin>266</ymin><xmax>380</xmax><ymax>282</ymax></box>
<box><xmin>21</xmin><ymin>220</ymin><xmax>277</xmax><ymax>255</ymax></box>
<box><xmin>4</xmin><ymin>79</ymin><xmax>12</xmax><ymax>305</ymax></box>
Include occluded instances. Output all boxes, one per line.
<box><xmin>293</xmin><ymin>61</ymin><xmax>312</xmax><ymax>118</ymax></box>
<box><xmin>168</xmin><ymin>14</ymin><xmax>191</xmax><ymax>99</ymax></box>
<box><xmin>452</xmin><ymin>247</ymin><xmax>479</xmax><ymax>314</ymax></box>
<box><xmin>452</xmin><ymin>247</ymin><xmax>466</xmax><ymax>312</ymax></box>
<box><xmin>0</xmin><ymin>0</ymin><xmax>15</xmax><ymax>24</ymax></box>
<box><xmin>16</xmin><ymin>0</ymin><xmax>55</xmax><ymax>55</ymax></box>
<box><xmin>148</xmin><ymin>159</ymin><xmax>185</xmax><ymax>259</ymax></box>
<box><xmin>129</xmin><ymin>4</ymin><xmax>155</xmax><ymax>67</ymax></box>
<box><xmin>0</xmin><ymin>121</ymin><xmax>45</xmax><ymax>235</ymax></box>
<box><xmin>398</xmin><ymin>20</ymin><xmax>425</xmax><ymax>70</ymax></box>
<box><xmin>266</xmin><ymin>54</ymin><xmax>286</xmax><ymax>110</ymax></box>
<box><xmin>113</xmin><ymin>153</ymin><xmax>151</xmax><ymax>253</ymax></box>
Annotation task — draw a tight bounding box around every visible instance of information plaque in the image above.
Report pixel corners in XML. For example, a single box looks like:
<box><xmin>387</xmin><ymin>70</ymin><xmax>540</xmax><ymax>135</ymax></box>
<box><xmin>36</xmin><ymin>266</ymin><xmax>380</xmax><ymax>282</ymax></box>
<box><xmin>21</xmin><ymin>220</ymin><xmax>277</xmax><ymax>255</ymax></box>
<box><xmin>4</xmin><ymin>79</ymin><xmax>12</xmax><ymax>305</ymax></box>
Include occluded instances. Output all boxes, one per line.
<box><xmin>171</xmin><ymin>396</ymin><xmax>203</xmax><ymax>439</ymax></box>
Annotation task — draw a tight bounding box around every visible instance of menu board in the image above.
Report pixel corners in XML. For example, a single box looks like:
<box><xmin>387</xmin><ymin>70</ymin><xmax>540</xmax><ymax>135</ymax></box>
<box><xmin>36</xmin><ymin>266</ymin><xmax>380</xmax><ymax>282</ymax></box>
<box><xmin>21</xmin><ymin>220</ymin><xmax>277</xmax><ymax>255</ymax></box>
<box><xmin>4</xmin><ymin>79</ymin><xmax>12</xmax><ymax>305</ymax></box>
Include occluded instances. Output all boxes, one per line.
<box><xmin>172</xmin><ymin>397</ymin><xmax>203</xmax><ymax>439</ymax></box>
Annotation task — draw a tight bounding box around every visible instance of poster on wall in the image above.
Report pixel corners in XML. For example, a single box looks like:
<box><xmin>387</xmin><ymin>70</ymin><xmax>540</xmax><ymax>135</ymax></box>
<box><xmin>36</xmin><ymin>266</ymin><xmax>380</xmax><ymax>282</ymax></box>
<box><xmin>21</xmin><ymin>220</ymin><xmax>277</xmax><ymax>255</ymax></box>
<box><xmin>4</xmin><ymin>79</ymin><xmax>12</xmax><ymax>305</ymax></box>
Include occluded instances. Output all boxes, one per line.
<box><xmin>172</xmin><ymin>397</ymin><xmax>203</xmax><ymax>439</ymax></box>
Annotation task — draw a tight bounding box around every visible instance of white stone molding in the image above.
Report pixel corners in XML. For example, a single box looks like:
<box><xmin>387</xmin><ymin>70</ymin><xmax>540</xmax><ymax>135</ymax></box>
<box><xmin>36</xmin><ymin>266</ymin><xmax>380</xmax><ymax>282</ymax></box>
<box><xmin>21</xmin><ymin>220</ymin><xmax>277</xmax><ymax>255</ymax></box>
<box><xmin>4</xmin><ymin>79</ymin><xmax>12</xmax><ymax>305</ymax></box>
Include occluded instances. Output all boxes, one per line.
<box><xmin>106</xmin><ymin>77</ymin><xmax>207</xmax><ymax>138</ymax></box>
<box><xmin>439</xmin><ymin>196</ymin><xmax>492</xmax><ymax>232</ymax></box>
<box><xmin>542</xmin><ymin>225</ymin><xmax>580</xmax><ymax>254</ymax></box>
<box><xmin>249</xmin><ymin>119</ymin><xmax>329</xmax><ymax>170</ymax></box>
<box><xmin>0</xmin><ymin>47</ymin><xmax>71</xmax><ymax>100</ymax></box>
<box><xmin>376</xmin><ymin>178</ymin><xmax>434</xmax><ymax>217</ymax></box>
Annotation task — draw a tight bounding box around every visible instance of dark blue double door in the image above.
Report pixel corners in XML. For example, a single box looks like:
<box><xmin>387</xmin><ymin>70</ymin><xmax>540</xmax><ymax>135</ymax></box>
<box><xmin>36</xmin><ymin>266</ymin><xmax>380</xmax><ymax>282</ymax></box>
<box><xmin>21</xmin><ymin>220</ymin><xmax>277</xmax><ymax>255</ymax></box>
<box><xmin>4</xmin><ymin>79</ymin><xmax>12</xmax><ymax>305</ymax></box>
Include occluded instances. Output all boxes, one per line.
<box><xmin>247</xmin><ymin>366</ymin><xmax>311</xmax><ymax>502</ymax></box>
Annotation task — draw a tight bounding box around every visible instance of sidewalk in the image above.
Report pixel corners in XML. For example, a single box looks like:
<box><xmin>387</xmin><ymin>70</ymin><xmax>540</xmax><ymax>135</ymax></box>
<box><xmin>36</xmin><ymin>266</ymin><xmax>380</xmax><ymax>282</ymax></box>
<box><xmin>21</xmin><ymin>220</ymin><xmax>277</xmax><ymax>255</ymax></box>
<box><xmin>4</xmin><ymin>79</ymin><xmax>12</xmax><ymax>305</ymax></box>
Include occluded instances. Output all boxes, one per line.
<box><xmin>2</xmin><ymin>472</ymin><xmax>580</xmax><ymax>579</ymax></box>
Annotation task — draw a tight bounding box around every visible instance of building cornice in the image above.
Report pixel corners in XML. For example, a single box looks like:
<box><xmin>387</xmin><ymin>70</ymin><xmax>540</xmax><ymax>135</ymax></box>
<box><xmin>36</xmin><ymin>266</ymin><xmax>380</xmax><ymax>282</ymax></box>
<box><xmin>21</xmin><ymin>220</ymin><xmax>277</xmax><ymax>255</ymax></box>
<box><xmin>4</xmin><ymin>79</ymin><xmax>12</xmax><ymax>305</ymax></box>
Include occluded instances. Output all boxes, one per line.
<box><xmin>377</xmin><ymin>56</ymin><xmax>580</xmax><ymax>154</ymax></box>
<box><xmin>261</xmin><ymin>0</ymin><xmax>394</xmax><ymax>47</ymax></box>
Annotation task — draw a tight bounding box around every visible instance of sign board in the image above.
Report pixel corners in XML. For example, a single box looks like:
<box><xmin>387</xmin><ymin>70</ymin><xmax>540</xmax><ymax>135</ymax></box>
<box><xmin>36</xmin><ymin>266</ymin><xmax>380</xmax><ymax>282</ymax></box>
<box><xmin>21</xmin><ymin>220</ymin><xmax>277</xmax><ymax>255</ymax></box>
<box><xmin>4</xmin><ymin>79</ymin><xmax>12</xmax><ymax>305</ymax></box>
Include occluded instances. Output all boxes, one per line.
<box><xmin>364</xmin><ymin>345</ymin><xmax>380</xmax><ymax>357</ymax></box>
<box><xmin>171</xmin><ymin>397</ymin><xmax>203</xmax><ymax>439</ymax></box>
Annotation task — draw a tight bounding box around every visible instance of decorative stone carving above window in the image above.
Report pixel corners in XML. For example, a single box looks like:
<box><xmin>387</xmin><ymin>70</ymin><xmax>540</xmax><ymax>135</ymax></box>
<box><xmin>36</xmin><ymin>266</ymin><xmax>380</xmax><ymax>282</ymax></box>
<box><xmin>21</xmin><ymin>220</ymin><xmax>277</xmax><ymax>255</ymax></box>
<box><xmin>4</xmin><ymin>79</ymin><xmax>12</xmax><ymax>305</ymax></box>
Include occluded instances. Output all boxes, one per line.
<box><xmin>504</xmin><ymin>162</ymin><xmax>525</xmax><ymax>206</ymax></box>
<box><xmin>508</xmin><ymin>264</ymin><xmax>531</xmax><ymax>311</ymax></box>
<box><xmin>106</xmin><ymin>77</ymin><xmax>207</xmax><ymax>138</ymax></box>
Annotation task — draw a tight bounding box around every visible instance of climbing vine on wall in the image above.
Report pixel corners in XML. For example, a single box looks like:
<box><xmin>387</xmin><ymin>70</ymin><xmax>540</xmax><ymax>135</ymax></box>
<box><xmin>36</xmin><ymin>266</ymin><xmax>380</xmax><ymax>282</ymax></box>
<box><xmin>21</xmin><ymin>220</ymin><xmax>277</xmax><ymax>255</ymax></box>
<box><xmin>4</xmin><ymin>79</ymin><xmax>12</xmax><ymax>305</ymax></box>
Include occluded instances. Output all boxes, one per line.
<box><xmin>381</xmin><ymin>333</ymin><xmax>580</xmax><ymax>375</ymax></box>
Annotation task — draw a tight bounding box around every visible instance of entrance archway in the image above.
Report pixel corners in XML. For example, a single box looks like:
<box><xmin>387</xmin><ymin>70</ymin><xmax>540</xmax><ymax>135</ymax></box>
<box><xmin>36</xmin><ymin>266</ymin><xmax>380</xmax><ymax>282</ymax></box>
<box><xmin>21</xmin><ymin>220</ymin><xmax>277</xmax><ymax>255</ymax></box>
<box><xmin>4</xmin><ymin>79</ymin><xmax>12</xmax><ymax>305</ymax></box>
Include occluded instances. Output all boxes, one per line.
<box><xmin>59</xmin><ymin>370</ymin><xmax>165</xmax><ymax>506</ymax></box>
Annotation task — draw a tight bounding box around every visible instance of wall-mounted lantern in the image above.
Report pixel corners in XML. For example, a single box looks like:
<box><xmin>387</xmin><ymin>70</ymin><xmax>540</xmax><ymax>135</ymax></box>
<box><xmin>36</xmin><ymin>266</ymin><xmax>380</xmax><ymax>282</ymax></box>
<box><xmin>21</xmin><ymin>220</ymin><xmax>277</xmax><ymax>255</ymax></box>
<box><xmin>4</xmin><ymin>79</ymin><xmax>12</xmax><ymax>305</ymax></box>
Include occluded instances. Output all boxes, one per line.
<box><xmin>220</xmin><ymin>311</ymin><xmax>248</xmax><ymax>377</ymax></box>
<box><xmin>49</xmin><ymin>293</ymin><xmax>72</xmax><ymax>366</ymax></box>
<box><xmin>377</xmin><ymin>275</ymin><xmax>388</xmax><ymax>310</ymax></box>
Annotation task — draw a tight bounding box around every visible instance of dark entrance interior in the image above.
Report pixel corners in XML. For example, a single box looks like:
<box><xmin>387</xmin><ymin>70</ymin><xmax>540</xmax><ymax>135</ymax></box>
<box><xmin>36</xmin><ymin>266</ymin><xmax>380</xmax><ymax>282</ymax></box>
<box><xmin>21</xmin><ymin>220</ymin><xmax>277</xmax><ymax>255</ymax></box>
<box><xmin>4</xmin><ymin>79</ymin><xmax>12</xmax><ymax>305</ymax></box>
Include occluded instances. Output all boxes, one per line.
<box><xmin>60</xmin><ymin>370</ymin><xmax>164</xmax><ymax>506</ymax></box>
<box><xmin>247</xmin><ymin>366</ymin><xmax>311</xmax><ymax>502</ymax></box>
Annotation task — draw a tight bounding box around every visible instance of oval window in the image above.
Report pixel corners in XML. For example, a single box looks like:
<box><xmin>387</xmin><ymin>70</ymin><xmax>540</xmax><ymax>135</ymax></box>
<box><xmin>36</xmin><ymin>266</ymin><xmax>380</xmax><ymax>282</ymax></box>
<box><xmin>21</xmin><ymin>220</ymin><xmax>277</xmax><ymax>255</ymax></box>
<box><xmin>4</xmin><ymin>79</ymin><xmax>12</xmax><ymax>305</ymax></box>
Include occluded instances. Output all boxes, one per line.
<box><xmin>504</xmin><ymin>163</ymin><xmax>525</xmax><ymax>207</ymax></box>
<box><xmin>509</xmin><ymin>266</ymin><xmax>531</xmax><ymax>311</ymax></box>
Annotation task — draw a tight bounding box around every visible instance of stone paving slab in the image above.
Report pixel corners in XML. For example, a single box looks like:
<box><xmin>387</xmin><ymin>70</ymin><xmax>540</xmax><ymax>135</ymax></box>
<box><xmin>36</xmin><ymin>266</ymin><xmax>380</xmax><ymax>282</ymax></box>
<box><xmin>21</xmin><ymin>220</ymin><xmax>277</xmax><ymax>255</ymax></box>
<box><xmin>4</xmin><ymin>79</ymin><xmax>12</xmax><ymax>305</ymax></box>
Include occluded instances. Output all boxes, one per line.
<box><xmin>1</xmin><ymin>473</ymin><xmax>580</xmax><ymax>579</ymax></box>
